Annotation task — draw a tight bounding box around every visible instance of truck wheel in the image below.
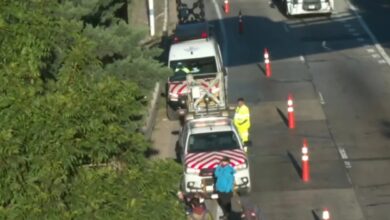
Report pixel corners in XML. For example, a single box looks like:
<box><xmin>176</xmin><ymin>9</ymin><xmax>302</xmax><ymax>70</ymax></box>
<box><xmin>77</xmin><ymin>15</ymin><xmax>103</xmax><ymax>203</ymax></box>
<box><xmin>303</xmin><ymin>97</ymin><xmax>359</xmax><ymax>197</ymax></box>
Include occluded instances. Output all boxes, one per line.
<box><xmin>166</xmin><ymin>103</ymin><xmax>178</xmax><ymax>121</ymax></box>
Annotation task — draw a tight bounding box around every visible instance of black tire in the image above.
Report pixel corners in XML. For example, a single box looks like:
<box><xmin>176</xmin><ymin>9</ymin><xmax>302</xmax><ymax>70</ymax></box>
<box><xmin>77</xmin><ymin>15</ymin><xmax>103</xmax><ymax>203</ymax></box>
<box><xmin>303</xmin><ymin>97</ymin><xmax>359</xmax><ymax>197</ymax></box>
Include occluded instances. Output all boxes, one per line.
<box><xmin>166</xmin><ymin>102</ymin><xmax>178</xmax><ymax>121</ymax></box>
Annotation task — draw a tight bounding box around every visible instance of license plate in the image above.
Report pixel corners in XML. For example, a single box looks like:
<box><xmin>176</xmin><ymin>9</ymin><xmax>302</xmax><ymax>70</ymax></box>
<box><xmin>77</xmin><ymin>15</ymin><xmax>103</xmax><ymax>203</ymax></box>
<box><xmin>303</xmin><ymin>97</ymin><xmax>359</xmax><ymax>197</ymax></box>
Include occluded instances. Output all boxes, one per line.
<box><xmin>309</xmin><ymin>5</ymin><xmax>316</xmax><ymax>9</ymax></box>
<box><xmin>205</xmin><ymin>185</ymin><xmax>214</xmax><ymax>192</ymax></box>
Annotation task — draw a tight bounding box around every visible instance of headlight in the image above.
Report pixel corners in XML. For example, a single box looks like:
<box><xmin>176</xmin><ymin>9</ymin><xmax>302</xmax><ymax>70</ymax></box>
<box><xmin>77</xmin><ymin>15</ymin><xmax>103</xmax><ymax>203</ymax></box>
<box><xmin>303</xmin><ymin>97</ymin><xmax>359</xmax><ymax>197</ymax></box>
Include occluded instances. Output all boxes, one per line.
<box><xmin>186</xmin><ymin>167</ymin><xmax>200</xmax><ymax>174</ymax></box>
<box><xmin>235</xmin><ymin>162</ymin><xmax>248</xmax><ymax>170</ymax></box>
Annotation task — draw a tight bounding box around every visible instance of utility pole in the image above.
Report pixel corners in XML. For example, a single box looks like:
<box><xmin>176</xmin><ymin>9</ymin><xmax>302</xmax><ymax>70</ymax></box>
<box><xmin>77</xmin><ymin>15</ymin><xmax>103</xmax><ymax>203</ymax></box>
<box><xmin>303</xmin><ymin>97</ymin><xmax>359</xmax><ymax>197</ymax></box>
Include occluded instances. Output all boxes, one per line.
<box><xmin>148</xmin><ymin>0</ymin><xmax>155</xmax><ymax>36</ymax></box>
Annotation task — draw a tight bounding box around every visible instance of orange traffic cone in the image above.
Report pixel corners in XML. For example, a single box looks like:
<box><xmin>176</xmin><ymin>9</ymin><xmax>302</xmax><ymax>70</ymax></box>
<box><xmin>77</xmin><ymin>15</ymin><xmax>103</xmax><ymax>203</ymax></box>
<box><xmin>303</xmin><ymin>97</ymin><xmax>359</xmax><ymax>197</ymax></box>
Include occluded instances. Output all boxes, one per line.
<box><xmin>224</xmin><ymin>0</ymin><xmax>230</xmax><ymax>14</ymax></box>
<box><xmin>287</xmin><ymin>94</ymin><xmax>295</xmax><ymax>129</ymax></box>
<box><xmin>301</xmin><ymin>138</ymin><xmax>310</xmax><ymax>182</ymax></box>
<box><xmin>238</xmin><ymin>10</ymin><xmax>243</xmax><ymax>34</ymax></box>
<box><xmin>302</xmin><ymin>154</ymin><xmax>310</xmax><ymax>182</ymax></box>
<box><xmin>264</xmin><ymin>48</ymin><xmax>271</xmax><ymax>78</ymax></box>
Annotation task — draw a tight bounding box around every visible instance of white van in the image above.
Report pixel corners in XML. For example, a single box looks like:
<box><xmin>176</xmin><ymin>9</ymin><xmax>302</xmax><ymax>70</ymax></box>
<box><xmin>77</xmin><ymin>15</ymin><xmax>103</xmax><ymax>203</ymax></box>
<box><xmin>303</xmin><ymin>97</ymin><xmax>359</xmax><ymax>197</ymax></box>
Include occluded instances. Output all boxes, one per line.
<box><xmin>165</xmin><ymin>38</ymin><xmax>226</xmax><ymax>119</ymax></box>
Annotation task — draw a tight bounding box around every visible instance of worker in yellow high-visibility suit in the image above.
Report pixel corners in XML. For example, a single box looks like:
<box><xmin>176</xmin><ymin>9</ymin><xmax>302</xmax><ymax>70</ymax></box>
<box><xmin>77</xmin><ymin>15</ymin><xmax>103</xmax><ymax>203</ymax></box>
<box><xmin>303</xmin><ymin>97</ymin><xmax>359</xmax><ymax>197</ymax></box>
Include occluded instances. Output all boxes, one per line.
<box><xmin>234</xmin><ymin>98</ymin><xmax>251</xmax><ymax>143</ymax></box>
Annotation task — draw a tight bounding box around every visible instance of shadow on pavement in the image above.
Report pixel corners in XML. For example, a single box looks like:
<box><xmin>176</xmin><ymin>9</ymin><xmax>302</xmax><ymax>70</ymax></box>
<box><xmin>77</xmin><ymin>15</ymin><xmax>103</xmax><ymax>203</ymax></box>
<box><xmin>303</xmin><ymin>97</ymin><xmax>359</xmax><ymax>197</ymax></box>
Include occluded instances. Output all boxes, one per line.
<box><xmin>380</xmin><ymin>120</ymin><xmax>390</xmax><ymax>138</ymax></box>
<box><xmin>287</xmin><ymin>150</ymin><xmax>302</xmax><ymax>178</ymax></box>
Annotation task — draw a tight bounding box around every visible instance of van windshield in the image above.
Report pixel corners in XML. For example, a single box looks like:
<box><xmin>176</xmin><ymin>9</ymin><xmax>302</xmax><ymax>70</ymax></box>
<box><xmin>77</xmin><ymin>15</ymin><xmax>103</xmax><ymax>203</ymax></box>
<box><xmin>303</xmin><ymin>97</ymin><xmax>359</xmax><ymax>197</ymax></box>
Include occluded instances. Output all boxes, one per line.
<box><xmin>187</xmin><ymin>131</ymin><xmax>240</xmax><ymax>153</ymax></box>
<box><xmin>170</xmin><ymin>56</ymin><xmax>218</xmax><ymax>81</ymax></box>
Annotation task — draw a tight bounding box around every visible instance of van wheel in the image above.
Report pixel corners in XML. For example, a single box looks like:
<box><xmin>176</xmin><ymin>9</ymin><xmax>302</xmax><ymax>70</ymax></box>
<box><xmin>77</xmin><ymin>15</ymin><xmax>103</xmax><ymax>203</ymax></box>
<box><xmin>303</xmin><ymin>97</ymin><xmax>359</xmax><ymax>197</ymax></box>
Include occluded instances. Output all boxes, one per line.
<box><xmin>166</xmin><ymin>103</ymin><xmax>178</xmax><ymax>121</ymax></box>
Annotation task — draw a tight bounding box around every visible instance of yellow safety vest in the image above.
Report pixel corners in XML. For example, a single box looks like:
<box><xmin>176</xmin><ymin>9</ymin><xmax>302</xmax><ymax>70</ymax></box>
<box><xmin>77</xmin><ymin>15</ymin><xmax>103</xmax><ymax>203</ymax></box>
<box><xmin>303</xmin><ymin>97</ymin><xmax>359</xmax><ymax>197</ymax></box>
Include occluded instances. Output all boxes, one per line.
<box><xmin>175</xmin><ymin>67</ymin><xmax>190</xmax><ymax>74</ymax></box>
<box><xmin>234</xmin><ymin>104</ymin><xmax>250</xmax><ymax>128</ymax></box>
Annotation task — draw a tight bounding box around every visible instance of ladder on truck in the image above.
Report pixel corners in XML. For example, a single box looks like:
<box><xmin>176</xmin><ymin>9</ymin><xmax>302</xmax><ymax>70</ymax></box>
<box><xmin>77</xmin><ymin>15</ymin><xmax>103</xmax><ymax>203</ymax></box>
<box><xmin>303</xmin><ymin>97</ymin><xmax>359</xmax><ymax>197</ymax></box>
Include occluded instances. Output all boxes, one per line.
<box><xmin>185</xmin><ymin>72</ymin><xmax>228</xmax><ymax>119</ymax></box>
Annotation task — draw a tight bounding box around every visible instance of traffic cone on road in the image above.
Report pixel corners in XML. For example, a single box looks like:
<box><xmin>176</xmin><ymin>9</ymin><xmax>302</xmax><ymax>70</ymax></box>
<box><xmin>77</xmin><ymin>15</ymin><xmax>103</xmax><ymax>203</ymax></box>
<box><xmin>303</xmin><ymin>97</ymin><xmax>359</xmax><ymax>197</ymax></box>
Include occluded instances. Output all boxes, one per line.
<box><xmin>301</xmin><ymin>138</ymin><xmax>310</xmax><ymax>182</ymax></box>
<box><xmin>302</xmin><ymin>154</ymin><xmax>310</xmax><ymax>182</ymax></box>
<box><xmin>302</xmin><ymin>138</ymin><xmax>308</xmax><ymax>155</ymax></box>
<box><xmin>224</xmin><ymin>0</ymin><xmax>230</xmax><ymax>14</ymax></box>
<box><xmin>264</xmin><ymin>48</ymin><xmax>272</xmax><ymax>78</ymax></box>
<box><xmin>238</xmin><ymin>10</ymin><xmax>243</xmax><ymax>34</ymax></box>
<box><xmin>322</xmin><ymin>208</ymin><xmax>330</xmax><ymax>220</ymax></box>
<box><xmin>287</xmin><ymin>94</ymin><xmax>295</xmax><ymax>129</ymax></box>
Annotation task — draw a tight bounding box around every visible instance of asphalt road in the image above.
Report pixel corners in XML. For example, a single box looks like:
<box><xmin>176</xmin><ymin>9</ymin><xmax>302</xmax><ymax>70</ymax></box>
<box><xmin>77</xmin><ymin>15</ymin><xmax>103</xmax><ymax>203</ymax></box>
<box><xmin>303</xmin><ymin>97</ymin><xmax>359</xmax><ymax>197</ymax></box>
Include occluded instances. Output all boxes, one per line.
<box><xmin>202</xmin><ymin>0</ymin><xmax>390</xmax><ymax>219</ymax></box>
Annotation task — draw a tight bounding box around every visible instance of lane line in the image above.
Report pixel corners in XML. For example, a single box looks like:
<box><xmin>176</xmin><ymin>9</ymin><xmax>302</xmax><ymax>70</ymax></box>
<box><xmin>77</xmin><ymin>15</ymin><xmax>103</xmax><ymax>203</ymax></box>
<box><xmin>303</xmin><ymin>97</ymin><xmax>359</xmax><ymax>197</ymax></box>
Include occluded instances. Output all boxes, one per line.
<box><xmin>348</xmin><ymin>2</ymin><xmax>390</xmax><ymax>67</ymax></box>
<box><xmin>284</xmin><ymin>24</ymin><xmax>290</xmax><ymax>32</ymax></box>
<box><xmin>372</xmin><ymin>53</ymin><xmax>381</xmax><ymax>58</ymax></box>
<box><xmin>379</xmin><ymin>59</ymin><xmax>386</xmax><ymax>64</ymax></box>
<box><xmin>322</xmin><ymin>41</ymin><xmax>331</xmax><ymax>50</ymax></box>
<box><xmin>318</xmin><ymin>92</ymin><xmax>326</xmax><ymax>105</ymax></box>
<box><xmin>344</xmin><ymin>23</ymin><xmax>352</xmax><ymax>28</ymax></box>
<box><xmin>357</xmin><ymin>37</ymin><xmax>365</xmax><ymax>42</ymax></box>
<box><xmin>366</xmin><ymin>48</ymin><xmax>375</xmax><ymax>53</ymax></box>
<box><xmin>300</xmin><ymin>55</ymin><xmax>305</xmax><ymax>63</ymax></box>
<box><xmin>338</xmin><ymin>147</ymin><xmax>352</xmax><ymax>169</ymax></box>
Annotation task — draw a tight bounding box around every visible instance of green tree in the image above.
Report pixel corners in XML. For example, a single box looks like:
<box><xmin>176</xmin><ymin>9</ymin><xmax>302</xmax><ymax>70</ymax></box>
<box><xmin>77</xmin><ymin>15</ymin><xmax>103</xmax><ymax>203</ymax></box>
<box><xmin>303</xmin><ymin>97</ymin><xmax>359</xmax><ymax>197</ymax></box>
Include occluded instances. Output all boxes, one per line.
<box><xmin>0</xmin><ymin>0</ymin><xmax>183</xmax><ymax>219</ymax></box>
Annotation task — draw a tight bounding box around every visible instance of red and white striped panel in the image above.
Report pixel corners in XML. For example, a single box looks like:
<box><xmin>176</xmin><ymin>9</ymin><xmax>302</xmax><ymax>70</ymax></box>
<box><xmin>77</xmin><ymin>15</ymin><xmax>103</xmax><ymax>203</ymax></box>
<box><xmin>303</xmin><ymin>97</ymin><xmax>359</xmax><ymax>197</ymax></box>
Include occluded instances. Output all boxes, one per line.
<box><xmin>185</xmin><ymin>149</ymin><xmax>246</xmax><ymax>169</ymax></box>
<box><xmin>168</xmin><ymin>78</ymin><xmax>220</xmax><ymax>96</ymax></box>
<box><xmin>169</xmin><ymin>82</ymin><xmax>188</xmax><ymax>95</ymax></box>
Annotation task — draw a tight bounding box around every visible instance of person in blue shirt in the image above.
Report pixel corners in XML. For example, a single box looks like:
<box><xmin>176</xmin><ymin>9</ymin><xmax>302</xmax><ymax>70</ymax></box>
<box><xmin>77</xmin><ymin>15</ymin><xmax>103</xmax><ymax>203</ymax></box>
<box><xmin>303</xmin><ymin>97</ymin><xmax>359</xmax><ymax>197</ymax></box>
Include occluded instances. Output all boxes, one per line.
<box><xmin>214</xmin><ymin>156</ymin><xmax>235</xmax><ymax>219</ymax></box>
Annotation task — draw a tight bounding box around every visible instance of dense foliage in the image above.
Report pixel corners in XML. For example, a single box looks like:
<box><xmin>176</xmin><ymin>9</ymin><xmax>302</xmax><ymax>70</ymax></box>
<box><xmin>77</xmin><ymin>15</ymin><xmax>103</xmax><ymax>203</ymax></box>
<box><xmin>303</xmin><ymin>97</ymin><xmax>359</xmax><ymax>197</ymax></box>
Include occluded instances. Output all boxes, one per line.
<box><xmin>0</xmin><ymin>0</ymin><xmax>183</xmax><ymax>219</ymax></box>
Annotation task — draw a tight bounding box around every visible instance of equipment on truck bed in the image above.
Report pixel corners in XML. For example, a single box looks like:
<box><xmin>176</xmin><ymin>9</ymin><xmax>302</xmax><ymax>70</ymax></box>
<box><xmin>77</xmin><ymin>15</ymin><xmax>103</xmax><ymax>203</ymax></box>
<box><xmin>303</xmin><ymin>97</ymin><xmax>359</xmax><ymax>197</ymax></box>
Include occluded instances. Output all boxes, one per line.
<box><xmin>176</xmin><ymin>0</ymin><xmax>205</xmax><ymax>24</ymax></box>
<box><xmin>184</xmin><ymin>71</ymin><xmax>228</xmax><ymax>120</ymax></box>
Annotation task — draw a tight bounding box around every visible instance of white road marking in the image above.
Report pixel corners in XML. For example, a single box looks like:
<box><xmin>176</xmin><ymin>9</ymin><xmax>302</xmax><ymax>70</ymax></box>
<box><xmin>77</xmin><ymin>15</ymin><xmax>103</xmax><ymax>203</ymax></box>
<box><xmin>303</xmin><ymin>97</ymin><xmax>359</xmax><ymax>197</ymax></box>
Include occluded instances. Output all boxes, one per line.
<box><xmin>322</xmin><ymin>41</ymin><xmax>331</xmax><ymax>50</ymax></box>
<box><xmin>216</xmin><ymin>205</ymin><xmax>223</xmax><ymax>219</ymax></box>
<box><xmin>357</xmin><ymin>37</ymin><xmax>365</xmax><ymax>42</ymax></box>
<box><xmin>378</xmin><ymin>59</ymin><xmax>387</xmax><ymax>64</ymax></box>
<box><xmin>346</xmin><ymin>173</ymin><xmax>353</xmax><ymax>184</ymax></box>
<box><xmin>349</xmin><ymin>2</ymin><xmax>390</xmax><ymax>67</ymax></box>
<box><xmin>372</xmin><ymin>53</ymin><xmax>381</xmax><ymax>58</ymax></box>
<box><xmin>284</xmin><ymin>24</ymin><xmax>290</xmax><ymax>32</ymax></box>
<box><xmin>347</xmin><ymin>27</ymin><xmax>356</xmax><ymax>32</ymax></box>
<box><xmin>339</xmin><ymin>148</ymin><xmax>348</xmax><ymax>159</ymax></box>
<box><xmin>338</xmin><ymin>147</ymin><xmax>352</xmax><ymax>169</ymax></box>
<box><xmin>300</xmin><ymin>55</ymin><xmax>305</xmax><ymax>63</ymax></box>
<box><xmin>162</xmin><ymin>118</ymin><xmax>168</xmax><ymax>121</ymax></box>
<box><xmin>366</xmin><ymin>48</ymin><xmax>375</xmax><ymax>53</ymax></box>
<box><xmin>318</xmin><ymin>92</ymin><xmax>326</xmax><ymax>105</ymax></box>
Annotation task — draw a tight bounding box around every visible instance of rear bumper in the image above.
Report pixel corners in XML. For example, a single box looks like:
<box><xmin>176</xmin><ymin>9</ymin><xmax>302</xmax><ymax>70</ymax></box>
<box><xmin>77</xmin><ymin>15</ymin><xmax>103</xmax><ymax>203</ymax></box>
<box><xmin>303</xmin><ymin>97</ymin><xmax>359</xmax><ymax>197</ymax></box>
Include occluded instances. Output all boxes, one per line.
<box><xmin>167</xmin><ymin>96</ymin><xmax>187</xmax><ymax>112</ymax></box>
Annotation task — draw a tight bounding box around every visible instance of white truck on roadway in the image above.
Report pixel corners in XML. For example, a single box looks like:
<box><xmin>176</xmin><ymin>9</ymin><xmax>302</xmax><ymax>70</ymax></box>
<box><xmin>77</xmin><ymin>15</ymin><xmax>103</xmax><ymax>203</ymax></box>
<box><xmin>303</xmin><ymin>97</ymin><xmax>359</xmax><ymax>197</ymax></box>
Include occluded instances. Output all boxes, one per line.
<box><xmin>282</xmin><ymin>0</ymin><xmax>334</xmax><ymax>16</ymax></box>
<box><xmin>166</xmin><ymin>37</ymin><xmax>227</xmax><ymax>120</ymax></box>
<box><xmin>177</xmin><ymin>117</ymin><xmax>252</xmax><ymax>196</ymax></box>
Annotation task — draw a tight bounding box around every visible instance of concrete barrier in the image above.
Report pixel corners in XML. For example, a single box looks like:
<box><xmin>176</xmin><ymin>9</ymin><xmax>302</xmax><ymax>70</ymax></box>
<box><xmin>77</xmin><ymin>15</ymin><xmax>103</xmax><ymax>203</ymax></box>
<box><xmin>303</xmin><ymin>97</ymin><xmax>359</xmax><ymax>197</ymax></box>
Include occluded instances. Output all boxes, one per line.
<box><xmin>142</xmin><ymin>82</ymin><xmax>161</xmax><ymax>139</ymax></box>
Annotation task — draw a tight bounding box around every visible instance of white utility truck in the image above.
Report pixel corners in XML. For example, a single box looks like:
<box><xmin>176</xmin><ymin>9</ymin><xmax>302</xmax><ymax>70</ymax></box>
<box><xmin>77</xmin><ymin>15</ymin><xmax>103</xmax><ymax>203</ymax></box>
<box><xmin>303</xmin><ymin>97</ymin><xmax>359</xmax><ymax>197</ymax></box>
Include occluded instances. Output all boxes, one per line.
<box><xmin>177</xmin><ymin>117</ymin><xmax>251</xmax><ymax>196</ymax></box>
<box><xmin>166</xmin><ymin>37</ymin><xmax>227</xmax><ymax>120</ymax></box>
<box><xmin>283</xmin><ymin>0</ymin><xmax>334</xmax><ymax>16</ymax></box>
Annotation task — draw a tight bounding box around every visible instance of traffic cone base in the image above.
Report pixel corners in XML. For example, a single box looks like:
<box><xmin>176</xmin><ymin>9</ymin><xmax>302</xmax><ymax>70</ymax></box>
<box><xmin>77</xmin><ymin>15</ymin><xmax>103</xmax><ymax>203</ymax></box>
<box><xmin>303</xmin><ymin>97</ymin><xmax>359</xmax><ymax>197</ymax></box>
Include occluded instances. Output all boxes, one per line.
<box><xmin>322</xmin><ymin>208</ymin><xmax>330</xmax><ymax>220</ymax></box>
